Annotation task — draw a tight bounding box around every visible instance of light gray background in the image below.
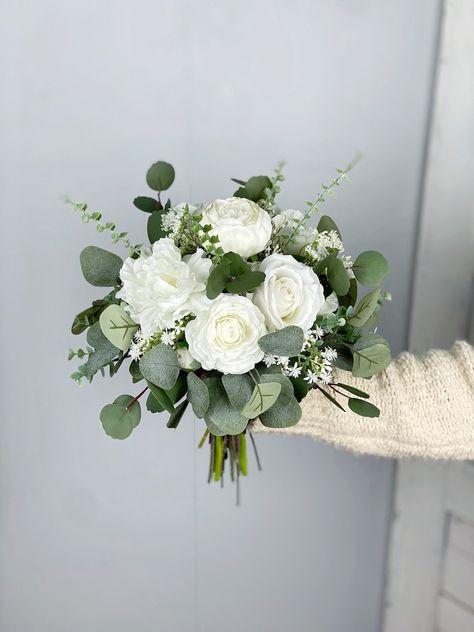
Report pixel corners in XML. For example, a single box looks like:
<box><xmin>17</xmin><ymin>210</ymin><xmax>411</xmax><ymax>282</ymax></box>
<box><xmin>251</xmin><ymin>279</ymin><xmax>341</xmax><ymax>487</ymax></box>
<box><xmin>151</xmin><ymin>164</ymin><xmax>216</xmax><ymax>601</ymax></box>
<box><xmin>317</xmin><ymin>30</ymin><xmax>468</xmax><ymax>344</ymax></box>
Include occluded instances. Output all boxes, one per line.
<box><xmin>0</xmin><ymin>1</ymin><xmax>441</xmax><ymax>630</ymax></box>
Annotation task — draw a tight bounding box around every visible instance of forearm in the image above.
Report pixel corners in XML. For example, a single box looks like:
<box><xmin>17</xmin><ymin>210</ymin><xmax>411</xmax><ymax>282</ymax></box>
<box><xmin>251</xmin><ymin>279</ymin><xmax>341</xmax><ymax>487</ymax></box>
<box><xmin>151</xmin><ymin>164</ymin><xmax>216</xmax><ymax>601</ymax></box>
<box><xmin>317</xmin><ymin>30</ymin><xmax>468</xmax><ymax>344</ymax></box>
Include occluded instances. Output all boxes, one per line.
<box><xmin>253</xmin><ymin>342</ymin><xmax>474</xmax><ymax>460</ymax></box>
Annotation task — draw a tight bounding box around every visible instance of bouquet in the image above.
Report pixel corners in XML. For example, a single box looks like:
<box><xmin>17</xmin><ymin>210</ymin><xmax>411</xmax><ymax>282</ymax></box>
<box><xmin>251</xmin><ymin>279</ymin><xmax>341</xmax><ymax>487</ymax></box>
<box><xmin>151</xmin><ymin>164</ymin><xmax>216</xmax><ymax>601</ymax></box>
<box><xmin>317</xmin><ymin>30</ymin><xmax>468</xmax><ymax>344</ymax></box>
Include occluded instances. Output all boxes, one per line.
<box><xmin>68</xmin><ymin>158</ymin><xmax>391</xmax><ymax>495</ymax></box>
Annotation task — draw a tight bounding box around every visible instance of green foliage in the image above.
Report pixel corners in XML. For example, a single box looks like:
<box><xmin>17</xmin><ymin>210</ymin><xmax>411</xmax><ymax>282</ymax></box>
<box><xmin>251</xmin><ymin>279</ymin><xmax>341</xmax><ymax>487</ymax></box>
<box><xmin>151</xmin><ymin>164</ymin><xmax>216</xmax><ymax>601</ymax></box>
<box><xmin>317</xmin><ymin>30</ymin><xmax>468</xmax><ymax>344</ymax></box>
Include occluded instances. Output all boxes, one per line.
<box><xmin>336</xmin><ymin>383</ymin><xmax>369</xmax><ymax>398</ymax></box>
<box><xmin>221</xmin><ymin>374</ymin><xmax>253</xmax><ymax>411</ymax></box>
<box><xmin>258</xmin><ymin>326</ymin><xmax>304</xmax><ymax>357</ymax></box>
<box><xmin>146</xmin><ymin>161</ymin><xmax>175</xmax><ymax>191</ymax></box>
<box><xmin>80</xmin><ymin>246</ymin><xmax>123</xmax><ymax>287</ymax></box>
<box><xmin>187</xmin><ymin>373</ymin><xmax>210</xmax><ymax>418</ymax></box>
<box><xmin>226</xmin><ymin>271</ymin><xmax>265</xmax><ymax>294</ymax></box>
<box><xmin>99</xmin><ymin>304</ymin><xmax>138</xmax><ymax>351</ymax></box>
<box><xmin>71</xmin><ymin>296</ymin><xmax>116</xmax><ymax>335</ymax></box>
<box><xmin>146</xmin><ymin>391</ymin><xmax>163</xmax><ymax>413</ymax></box>
<box><xmin>147</xmin><ymin>210</ymin><xmax>166</xmax><ymax>243</ymax></box>
<box><xmin>203</xmin><ymin>378</ymin><xmax>249</xmax><ymax>436</ymax></box>
<box><xmin>348</xmin><ymin>398</ymin><xmax>380</xmax><ymax>417</ymax></box>
<box><xmin>347</xmin><ymin>288</ymin><xmax>381</xmax><ymax>327</ymax></box>
<box><xmin>167</xmin><ymin>399</ymin><xmax>188</xmax><ymax>428</ymax></box>
<box><xmin>146</xmin><ymin>380</ymin><xmax>175</xmax><ymax>414</ymax></box>
<box><xmin>260</xmin><ymin>373</ymin><xmax>294</xmax><ymax>405</ymax></box>
<box><xmin>241</xmin><ymin>381</ymin><xmax>282</xmax><ymax>418</ymax></box>
<box><xmin>225</xmin><ymin>252</ymin><xmax>250</xmax><ymax>276</ymax></box>
<box><xmin>206</xmin><ymin>259</ymin><xmax>231</xmax><ymax>299</ymax></box>
<box><xmin>206</xmin><ymin>254</ymin><xmax>265</xmax><ymax>299</ymax></box>
<box><xmin>353</xmin><ymin>251</ymin><xmax>388</xmax><ymax>287</ymax></box>
<box><xmin>233</xmin><ymin>175</ymin><xmax>271</xmax><ymax>202</ymax></box>
<box><xmin>338</xmin><ymin>278</ymin><xmax>358</xmax><ymax>309</ymax></box>
<box><xmin>350</xmin><ymin>334</ymin><xmax>391</xmax><ymax>378</ymax></box>
<box><xmin>316</xmin><ymin>385</ymin><xmax>346</xmax><ymax>411</ymax></box>
<box><xmin>259</xmin><ymin>395</ymin><xmax>301</xmax><ymax>428</ymax></box>
<box><xmin>326</xmin><ymin>255</ymin><xmax>350</xmax><ymax>296</ymax></box>
<box><xmin>133</xmin><ymin>196</ymin><xmax>159</xmax><ymax>213</ymax></box>
<box><xmin>67</xmin><ymin>199</ymin><xmax>141</xmax><ymax>255</ymax></box>
<box><xmin>129</xmin><ymin>361</ymin><xmax>143</xmax><ymax>383</ymax></box>
<box><xmin>139</xmin><ymin>344</ymin><xmax>180</xmax><ymax>390</ymax></box>
<box><xmin>317</xmin><ymin>215</ymin><xmax>341</xmax><ymax>237</ymax></box>
<box><xmin>76</xmin><ymin>322</ymin><xmax>119</xmax><ymax>382</ymax></box>
<box><xmin>289</xmin><ymin>375</ymin><xmax>309</xmax><ymax>402</ymax></box>
<box><xmin>100</xmin><ymin>394</ymin><xmax>141</xmax><ymax>439</ymax></box>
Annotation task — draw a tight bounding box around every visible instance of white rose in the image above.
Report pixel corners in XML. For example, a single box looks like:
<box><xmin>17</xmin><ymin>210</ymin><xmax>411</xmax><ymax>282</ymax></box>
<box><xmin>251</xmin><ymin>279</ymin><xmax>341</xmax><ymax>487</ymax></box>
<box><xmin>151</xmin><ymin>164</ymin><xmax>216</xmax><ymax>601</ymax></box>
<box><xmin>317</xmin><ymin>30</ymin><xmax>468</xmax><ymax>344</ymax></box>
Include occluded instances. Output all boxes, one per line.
<box><xmin>117</xmin><ymin>238</ymin><xmax>211</xmax><ymax>337</ymax></box>
<box><xmin>185</xmin><ymin>295</ymin><xmax>266</xmax><ymax>374</ymax></box>
<box><xmin>252</xmin><ymin>253</ymin><xmax>325</xmax><ymax>332</ymax></box>
<box><xmin>201</xmin><ymin>197</ymin><xmax>272</xmax><ymax>258</ymax></box>
<box><xmin>273</xmin><ymin>209</ymin><xmax>313</xmax><ymax>255</ymax></box>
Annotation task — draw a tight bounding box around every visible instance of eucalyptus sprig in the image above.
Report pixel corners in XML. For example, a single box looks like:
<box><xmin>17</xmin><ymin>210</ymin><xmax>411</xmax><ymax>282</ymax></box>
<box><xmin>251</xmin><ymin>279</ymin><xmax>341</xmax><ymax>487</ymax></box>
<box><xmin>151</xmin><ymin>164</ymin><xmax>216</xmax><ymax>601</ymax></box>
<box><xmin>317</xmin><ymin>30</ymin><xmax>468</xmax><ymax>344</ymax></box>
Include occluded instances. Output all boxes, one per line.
<box><xmin>66</xmin><ymin>198</ymin><xmax>142</xmax><ymax>256</ymax></box>
<box><xmin>279</xmin><ymin>154</ymin><xmax>362</xmax><ymax>249</ymax></box>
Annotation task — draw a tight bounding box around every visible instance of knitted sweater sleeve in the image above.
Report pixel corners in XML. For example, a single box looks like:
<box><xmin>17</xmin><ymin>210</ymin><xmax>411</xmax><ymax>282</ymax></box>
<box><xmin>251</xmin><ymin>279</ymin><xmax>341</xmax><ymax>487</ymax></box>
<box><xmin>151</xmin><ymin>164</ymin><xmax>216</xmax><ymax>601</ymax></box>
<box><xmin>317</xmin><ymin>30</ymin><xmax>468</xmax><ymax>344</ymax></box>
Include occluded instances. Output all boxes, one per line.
<box><xmin>253</xmin><ymin>341</ymin><xmax>474</xmax><ymax>460</ymax></box>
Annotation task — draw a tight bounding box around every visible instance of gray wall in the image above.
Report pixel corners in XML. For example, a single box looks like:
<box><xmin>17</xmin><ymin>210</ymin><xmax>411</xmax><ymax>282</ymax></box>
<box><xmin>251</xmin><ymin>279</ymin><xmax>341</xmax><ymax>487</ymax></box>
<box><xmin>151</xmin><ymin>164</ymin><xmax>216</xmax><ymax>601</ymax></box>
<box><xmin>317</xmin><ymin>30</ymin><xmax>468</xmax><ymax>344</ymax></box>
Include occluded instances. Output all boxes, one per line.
<box><xmin>0</xmin><ymin>1</ymin><xmax>441</xmax><ymax>630</ymax></box>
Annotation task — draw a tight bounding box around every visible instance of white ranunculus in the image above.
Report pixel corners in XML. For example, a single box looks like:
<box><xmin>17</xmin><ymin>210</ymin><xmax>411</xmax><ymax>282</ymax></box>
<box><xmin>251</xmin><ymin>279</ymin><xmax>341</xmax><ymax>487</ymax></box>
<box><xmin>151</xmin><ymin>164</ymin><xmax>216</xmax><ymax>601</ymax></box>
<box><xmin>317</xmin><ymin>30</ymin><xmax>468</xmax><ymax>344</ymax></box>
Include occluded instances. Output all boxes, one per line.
<box><xmin>117</xmin><ymin>238</ymin><xmax>211</xmax><ymax>338</ymax></box>
<box><xmin>201</xmin><ymin>197</ymin><xmax>272</xmax><ymax>258</ymax></box>
<box><xmin>185</xmin><ymin>295</ymin><xmax>266</xmax><ymax>374</ymax></box>
<box><xmin>252</xmin><ymin>253</ymin><xmax>325</xmax><ymax>332</ymax></box>
<box><xmin>273</xmin><ymin>209</ymin><xmax>313</xmax><ymax>255</ymax></box>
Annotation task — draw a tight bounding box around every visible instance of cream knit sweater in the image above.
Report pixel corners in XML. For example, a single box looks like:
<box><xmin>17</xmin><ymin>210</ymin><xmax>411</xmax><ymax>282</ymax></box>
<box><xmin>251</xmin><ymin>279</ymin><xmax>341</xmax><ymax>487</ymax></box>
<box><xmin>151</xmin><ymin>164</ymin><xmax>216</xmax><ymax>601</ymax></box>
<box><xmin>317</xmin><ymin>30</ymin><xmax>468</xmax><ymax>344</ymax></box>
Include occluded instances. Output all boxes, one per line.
<box><xmin>254</xmin><ymin>342</ymin><xmax>474</xmax><ymax>460</ymax></box>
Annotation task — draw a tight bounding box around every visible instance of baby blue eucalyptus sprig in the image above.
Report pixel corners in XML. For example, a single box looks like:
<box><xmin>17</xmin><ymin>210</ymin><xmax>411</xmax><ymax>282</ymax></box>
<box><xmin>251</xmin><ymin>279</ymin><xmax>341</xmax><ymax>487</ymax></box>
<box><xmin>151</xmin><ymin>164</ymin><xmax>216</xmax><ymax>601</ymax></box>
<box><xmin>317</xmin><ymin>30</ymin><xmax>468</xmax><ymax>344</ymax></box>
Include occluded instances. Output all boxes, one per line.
<box><xmin>65</xmin><ymin>198</ymin><xmax>142</xmax><ymax>256</ymax></box>
<box><xmin>278</xmin><ymin>154</ymin><xmax>362</xmax><ymax>249</ymax></box>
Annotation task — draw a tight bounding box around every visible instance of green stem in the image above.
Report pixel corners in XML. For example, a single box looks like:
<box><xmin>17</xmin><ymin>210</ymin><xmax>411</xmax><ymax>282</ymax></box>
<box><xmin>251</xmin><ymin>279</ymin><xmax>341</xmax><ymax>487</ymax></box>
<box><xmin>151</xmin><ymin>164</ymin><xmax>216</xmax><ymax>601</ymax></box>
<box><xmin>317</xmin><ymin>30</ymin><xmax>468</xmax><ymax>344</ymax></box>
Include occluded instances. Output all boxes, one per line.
<box><xmin>214</xmin><ymin>436</ymin><xmax>224</xmax><ymax>482</ymax></box>
<box><xmin>198</xmin><ymin>428</ymin><xmax>210</xmax><ymax>449</ymax></box>
<box><xmin>238</xmin><ymin>433</ymin><xmax>248</xmax><ymax>476</ymax></box>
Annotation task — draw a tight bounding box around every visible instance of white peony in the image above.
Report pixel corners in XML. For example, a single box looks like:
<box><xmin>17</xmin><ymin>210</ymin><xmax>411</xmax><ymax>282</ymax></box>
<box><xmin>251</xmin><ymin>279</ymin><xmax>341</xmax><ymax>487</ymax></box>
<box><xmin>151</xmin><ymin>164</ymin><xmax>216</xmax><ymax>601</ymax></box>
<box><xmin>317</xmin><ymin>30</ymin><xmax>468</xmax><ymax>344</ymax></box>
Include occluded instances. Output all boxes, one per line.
<box><xmin>201</xmin><ymin>197</ymin><xmax>272</xmax><ymax>258</ymax></box>
<box><xmin>117</xmin><ymin>238</ymin><xmax>211</xmax><ymax>338</ymax></box>
<box><xmin>273</xmin><ymin>209</ymin><xmax>313</xmax><ymax>255</ymax></box>
<box><xmin>252</xmin><ymin>253</ymin><xmax>325</xmax><ymax>332</ymax></box>
<box><xmin>185</xmin><ymin>295</ymin><xmax>266</xmax><ymax>374</ymax></box>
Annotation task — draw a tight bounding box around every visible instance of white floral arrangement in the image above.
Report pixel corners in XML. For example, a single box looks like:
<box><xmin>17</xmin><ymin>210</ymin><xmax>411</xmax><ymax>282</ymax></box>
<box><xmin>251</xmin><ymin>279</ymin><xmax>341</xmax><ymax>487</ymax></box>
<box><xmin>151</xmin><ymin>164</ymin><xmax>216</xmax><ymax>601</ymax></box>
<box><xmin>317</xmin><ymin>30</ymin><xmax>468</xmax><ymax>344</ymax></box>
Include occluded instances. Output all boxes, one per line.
<box><xmin>68</xmin><ymin>158</ymin><xmax>391</xmax><ymax>494</ymax></box>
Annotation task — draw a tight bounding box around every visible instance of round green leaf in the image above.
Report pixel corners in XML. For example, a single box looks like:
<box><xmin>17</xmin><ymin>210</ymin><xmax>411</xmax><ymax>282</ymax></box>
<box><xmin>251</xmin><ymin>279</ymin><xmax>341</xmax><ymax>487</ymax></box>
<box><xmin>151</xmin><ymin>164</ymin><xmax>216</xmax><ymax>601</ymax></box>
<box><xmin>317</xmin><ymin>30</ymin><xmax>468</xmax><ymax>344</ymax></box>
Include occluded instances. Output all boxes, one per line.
<box><xmin>317</xmin><ymin>215</ymin><xmax>341</xmax><ymax>237</ymax></box>
<box><xmin>259</xmin><ymin>395</ymin><xmax>302</xmax><ymax>428</ymax></box>
<box><xmin>204</xmin><ymin>378</ymin><xmax>248</xmax><ymax>435</ymax></box>
<box><xmin>206</xmin><ymin>260</ymin><xmax>231</xmax><ymax>299</ymax></box>
<box><xmin>187</xmin><ymin>373</ymin><xmax>210</xmax><ymax>418</ymax></box>
<box><xmin>241</xmin><ymin>382</ymin><xmax>282</xmax><ymax>418</ymax></box>
<box><xmin>222</xmin><ymin>374</ymin><xmax>253</xmax><ymax>410</ymax></box>
<box><xmin>139</xmin><ymin>344</ymin><xmax>180</xmax><ymax>390</ymax></box>
<box><xmin>99</xmin><ymin>304</ymin><xmax>138</xmax><ymax>351</ymax></box>
<box><xmin>133</xmin><ymin>196</ymin><xmax>159</xmax><ymax>213</ymax></box>
<box><xmin>147</xmin><ymin>210</ymin><xmax>166</xmax><ymax>243</ymax></box>
<box><xmin>226</xmin><ymin>271</ymin><xmax>265</xmax><ymax>294</ymax></box>
<box><xmin>351</xmin><ymin>342</ymin><xmax>391</xmax><ymax>378</ymax></box>
<box><xmin>146</xmin><ymin>380</ymin><xmax>175</xmax><ymax>414</ymax></box>
<box><xmin>348</xmin><ymin>398</ymin><xmax>380</xmax><ymax>417</ymax></box>
<box><xmin>146</xmin><ymin>161</ymin><xmax>175</xmax><ymax>191</ymax></box>
<box><xmin>260</xmin><ymin>373</ymin><xmax>294</xmax><ymax>405</ymax></box>
<box><xmin>100</xmin><ymin>395</ymin><xmax>141</xmax><ymax>439</ymax></box>
<box><xmin>327</xmin><ymin>256</ymin><xmax>350</xmax><ymax>296</ymax></box>
<box><xmin>347</xmin><ymin>288</ymin><xmax>381</xmax><ymax>328</ymax></box>
<box><xmin>353</xmin><ymin>251</ymin><xmax>389</xmax><ymax>287</ymax></box>
<box><xmin>258</xmin><ymin>326</ymin><xmax>305</xmax><ymax>357</ymax></box>
<box><xmin>113</xmin><ymin>395</ymin><xmax>141</xmax><ymax>428</ymax></box>
<box><xmin>80</xmin><ymin>246</ymin><xmax>123</xmax><ymax>287</ymax></box>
